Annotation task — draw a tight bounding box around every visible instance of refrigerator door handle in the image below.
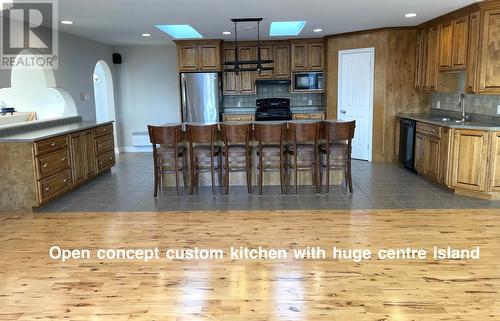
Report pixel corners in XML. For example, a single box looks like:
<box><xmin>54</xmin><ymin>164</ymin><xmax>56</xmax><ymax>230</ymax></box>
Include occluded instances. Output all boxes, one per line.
<box><xmin>181</xmin><ymin>76</ymin><xmax>188</xmax><ymax>122</ymax></box>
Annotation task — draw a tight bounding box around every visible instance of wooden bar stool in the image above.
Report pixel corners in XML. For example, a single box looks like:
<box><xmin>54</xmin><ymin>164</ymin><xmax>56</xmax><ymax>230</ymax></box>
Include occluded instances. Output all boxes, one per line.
<box><xmin>286</xmin><ymin>121</ymin><xmax>320</xmax><ymax>194</ymax></box>
<box><xmin>186</xmin><ymin>123</ymin><xmax>222</xmax><ymax>196</ymax></box>
<box><xmin>147</xmin><ymin>124</ymin><xmax>187</xmax><ymax>197</ymax></box>
<box><xmin>319</xmin><ymin>120</ymin><xmax>356</xmax><ymax>193</ymax></box>
<box><xmin>254</xmin><ymin>122</ymin><xmax>287</xmax><ymax>196</ymax></box>
<box><xmin>220</xmin><ymin>123</ymin><xmax>253</xmax><ymax>195</ymax></box>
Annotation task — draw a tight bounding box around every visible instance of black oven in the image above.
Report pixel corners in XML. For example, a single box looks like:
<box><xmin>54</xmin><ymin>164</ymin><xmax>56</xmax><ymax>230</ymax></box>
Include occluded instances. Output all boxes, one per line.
<box><xmin>292</xmin><ymin>72</ymin><xmax>324</xmax><ymax>92</ymax></box>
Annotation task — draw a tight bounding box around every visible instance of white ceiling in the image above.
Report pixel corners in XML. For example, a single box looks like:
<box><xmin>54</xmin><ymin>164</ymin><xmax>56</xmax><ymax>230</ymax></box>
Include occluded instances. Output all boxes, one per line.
<box><xmin>57</xmin><ymin>0</ymin><xmax>479</xmax><ymax>46</ymax></box>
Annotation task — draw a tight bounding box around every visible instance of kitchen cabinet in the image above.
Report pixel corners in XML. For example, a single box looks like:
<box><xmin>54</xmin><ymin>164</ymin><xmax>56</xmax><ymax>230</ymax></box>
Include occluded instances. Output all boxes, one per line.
<box><xmin>466</xmin><ymin>11</ymin><xmax>480</xmax><ymax>93</ymax></box>
<box><xmin>477</xmin><ymin>8</ymin><xmax>500</xmax><ymax>94</ymax></box>
<box><xmin>438</xmin><ymin>127</ymin><xmax>451</xmax><ymax>185</ymax></box>
<box><xmin>450</xmin><ymin>129</ymin><xmax>489</xmax><ymax>192</ymax></box>
<box><xmin>222</xmin><ymin>46</ymin><xmax>256</xmax><ymax>95</ymax></box>
<box><xmin>414</xmin><ymin>122</ymin><xmax>442</xmax><ymax>181</ymax></box>
<box><xmin>175</xmin><ymin>40</ymin><xmax>221</xmax><ymax>72</ymax></box>
<box><xmin>292</xmin><ymin>112</ymin><xmax>325</xmax><ymax>120</ymax></box>
<box><xmin>438</xmin><ymin>21</ymin><xmax>453</xmax><ymax>70</ymax></box>
<box><xmin>415</xmin><ymin>1</ymin><xmax>500</xmax><ymax>94</ymax></box>
<box><xmin>451</xmin><ymin>16</ymin><xmax>469</xmax><ymax>69</ymax></box>
<box><xmin>222</xmin><ymin>114</ymin><xmax>255</xmax><ymax>122</ymax></box>
<box><xmin>256</xmin><ymin>44</ymin><xmax>291</xmax><ymax>80</ymax></box>
<box><xmin>291</xmin><ymin>40</ymin><xmax>325</xmax><ymax>71</ymax></box>
<box><xmin>70</xmin><ymin>130</ymin><xmax>96</xmax><ymax>186</ymax></box>
<box><xmin>424</xmin><ymin>26</ymin><xmax>440</xmax><ymax>90</ymax></box>
<box><xmin>437</xmin><ymin>16</ymin><xmax>468</xmax><ymax>71</ymax></box>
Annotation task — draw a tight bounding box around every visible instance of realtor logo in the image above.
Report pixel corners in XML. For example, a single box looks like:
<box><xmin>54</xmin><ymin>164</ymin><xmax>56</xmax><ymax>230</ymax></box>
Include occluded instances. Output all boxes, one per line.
<box><xmin>1</xmin><ymin>0</ymin><xmax>58</xmax><ymax>69</ymax></box>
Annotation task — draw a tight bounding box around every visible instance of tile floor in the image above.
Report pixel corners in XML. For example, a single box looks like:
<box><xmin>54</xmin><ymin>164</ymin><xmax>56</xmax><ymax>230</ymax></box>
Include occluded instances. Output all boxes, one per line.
<box><xmin>37</xmin><ymin>153</ymin><xmax>500</xmax><ymax>212</ymax></box>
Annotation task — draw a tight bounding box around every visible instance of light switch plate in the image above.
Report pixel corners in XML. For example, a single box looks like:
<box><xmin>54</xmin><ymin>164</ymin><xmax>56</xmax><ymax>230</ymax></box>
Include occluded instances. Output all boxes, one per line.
<box><xmin>436</xmin><ymin>101</ymin><xmax>441</xmax><ymax>109</ymax></box>
<box><xmin>308</xmin><ymin>99</ymin><xmax>313</xmax><ymax>106</ymax></box>
<box><xmin>497</xmin><ymin>105</ymin><xmax>500</xmax><ymax>115</ymax></box>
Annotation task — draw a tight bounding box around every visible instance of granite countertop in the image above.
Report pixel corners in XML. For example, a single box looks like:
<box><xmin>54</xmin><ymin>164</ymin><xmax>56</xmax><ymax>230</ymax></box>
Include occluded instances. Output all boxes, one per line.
<box><xmin>396</xmin><ymin>113</ymin><xmax>500</xmax><ymax>131</ymax></box>
<box><xmin>0</xmin><ymin>121</ymin><xmax>114</xmax><ymax>142</ymax></box>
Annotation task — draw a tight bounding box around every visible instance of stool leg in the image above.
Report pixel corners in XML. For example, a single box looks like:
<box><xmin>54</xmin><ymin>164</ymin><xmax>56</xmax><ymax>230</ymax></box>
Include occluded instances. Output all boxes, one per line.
<box><xmin>294</xmin><ymin>153</ymin><xmax>298</xmax><ymax>195</ymax></box>
<box><xmin>246</xmin><ymin>153</ymin><xmax>252</xmax><ymax>195</ymax></box>
<box><xmin>174</xmin><ymin>154</ymin><xmax>179</xmax><ymax>196</ymax></box>
<box><xmin>347</xmin><ymin>160</ymin><xmax>353</xmax><ymax>194</ymax></box>
<box><xmin>326</xmin><ymin>153</ymin><xmax>330</xmax><ymax>193</ymax></box>
<box><xmin>153</xmin><ymin>161</ymin><xmax>158</xmax><ymax>198</ymax></box>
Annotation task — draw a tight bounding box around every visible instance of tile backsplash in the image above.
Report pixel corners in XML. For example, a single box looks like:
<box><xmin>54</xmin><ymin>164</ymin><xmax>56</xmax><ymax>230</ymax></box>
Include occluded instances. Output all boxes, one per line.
<box><xmin>222</xmin><ymin>83</ymin><xmax>324</xmax><ymax>113</ymax></box>
<box><xmin>431</xmin><ymin>72</ymin><xmax>500</xmax><ymax>121</ymax></box>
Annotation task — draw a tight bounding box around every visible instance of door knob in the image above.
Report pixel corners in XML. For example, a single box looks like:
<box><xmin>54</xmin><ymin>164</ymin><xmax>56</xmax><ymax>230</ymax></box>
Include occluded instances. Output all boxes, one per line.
<box><xmin>340</xmin><ymin>110</ymin><xmax>346</xmax><ymax>114</ymax></box>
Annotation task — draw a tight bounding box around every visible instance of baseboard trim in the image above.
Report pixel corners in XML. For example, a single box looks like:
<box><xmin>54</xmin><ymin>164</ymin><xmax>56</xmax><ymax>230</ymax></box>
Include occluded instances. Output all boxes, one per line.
<box><xmin>119</xmin><ymin>146</ymin><xmax>152</xmax><ymax>153</ymax></box>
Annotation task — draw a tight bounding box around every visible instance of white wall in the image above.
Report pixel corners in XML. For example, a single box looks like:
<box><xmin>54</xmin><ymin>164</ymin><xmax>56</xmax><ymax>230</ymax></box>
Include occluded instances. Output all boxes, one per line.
<box><xmin>0</xmin><ymin>26</ymin><xmax>114</xmax><ymax>121</ymax></box>
<box><xmin>113</xmin><ymin>45</ymin><xmax>180</xmax><ymax>150</ymax></box>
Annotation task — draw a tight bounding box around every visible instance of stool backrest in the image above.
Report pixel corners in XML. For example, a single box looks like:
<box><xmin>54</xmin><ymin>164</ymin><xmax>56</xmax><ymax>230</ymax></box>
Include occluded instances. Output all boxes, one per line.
<box><xmin>220</xmin><ymin>123</ymin><xmax>252</xmax><ymax>146</ymax></box>
<box><xmin>322</xmin><ymin>120</ymin><xmax>356</xmax><ymax>143</ymax></box>
<box><xmin>254</xmin><ymin>123</ymin><xmax>287</xmax><ymax>145</ymax></box>
<box><xmin>148</xmin><ymin>124</ymin><xmax>182</xmax><ymax>146</ymax></box>
<box><xmin>288</xmin><ymin>122</ymin><xmax>319</xmax><ymax>144</ymax></box>
<box><xmin>186</xmin><ymin>124</ymin><xmax>218</xmax><ymax>145</ymax></box>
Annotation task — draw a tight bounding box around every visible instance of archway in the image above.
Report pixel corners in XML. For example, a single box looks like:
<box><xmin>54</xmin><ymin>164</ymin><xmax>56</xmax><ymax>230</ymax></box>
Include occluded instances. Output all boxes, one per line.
<box><xmin>93</xmin><ymin>60</ymin><xmax>117</xmax><ymax>150</ymax></box>
<box><xmin>0</xmin><ymin>49</ymin><xmax>77</xmax><ymax>120</ymax></box>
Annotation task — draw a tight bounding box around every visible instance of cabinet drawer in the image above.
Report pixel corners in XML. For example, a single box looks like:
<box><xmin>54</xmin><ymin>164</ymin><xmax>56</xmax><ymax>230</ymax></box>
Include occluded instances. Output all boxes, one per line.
<box><xmin>223</xmin><ymin>114</ymin><xmax>255</xmax><ymax>122</ymax></box>
<box><xmin>36</xmin><ymin>149</ymin><xmax>70</xmax><ymax>179</ymax></box>
<box><xmin>34</xmin><ymin>135</ymin><xmax>68</xmax><ymax>156</ymax></box>
<box><xmin>97</xmin><ymin>150</ymin><xmax>115</xmax><ymax>172</ymax></box>
<box><xmin>95</xmin><ymin>134</ymin><xmax>114</xmax><ymax>155</ymax></box>
<box><xmin>293</xmin><ymin>113</ymin><xmax>325</xmax><ymax>120</ymax></box>
<box><xmin>38</xmin><ymin>169</ymin><xmax>72</xmax><ymax>204</ymax></box>
<box><xmin>416</xmin><ymin>122</ymin><xmax>441</xmax><ymax>137</ymax></box>
<box><xmin>94</xmin><ymin>124</ymin><xmax>113</xmax><ymax>138</ymax></box>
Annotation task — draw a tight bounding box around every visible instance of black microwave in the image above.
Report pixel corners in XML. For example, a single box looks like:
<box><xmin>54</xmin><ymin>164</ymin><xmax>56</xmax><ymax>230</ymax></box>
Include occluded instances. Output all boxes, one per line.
<box><xmin>292</xmin><ymin>72</ymin><xmax>324</xmax><ymax>92</ymax></box>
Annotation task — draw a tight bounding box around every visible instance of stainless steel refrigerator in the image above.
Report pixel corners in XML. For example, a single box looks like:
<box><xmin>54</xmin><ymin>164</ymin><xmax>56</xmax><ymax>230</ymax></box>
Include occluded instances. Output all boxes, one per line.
<box><xmin>180</xmin><ymin>72</ymin><xmax>221</xmax><ymax>122</ymax></box>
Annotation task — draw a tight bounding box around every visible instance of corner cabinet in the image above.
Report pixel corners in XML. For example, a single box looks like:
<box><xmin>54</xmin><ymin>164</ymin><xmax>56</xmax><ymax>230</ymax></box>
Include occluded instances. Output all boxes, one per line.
<box><xmin>415</xmin><ymin>2</ymin><xmax>500</xmax><ymax>94</ymax></box>
<box><xmin>175</xmin><ymin>40</ymin><xmax>221</xmax><ymax>72</ymax></box>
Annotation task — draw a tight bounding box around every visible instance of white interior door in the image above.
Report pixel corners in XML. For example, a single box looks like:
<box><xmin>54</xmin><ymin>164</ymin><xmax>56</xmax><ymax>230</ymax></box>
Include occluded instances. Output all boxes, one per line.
<box><xmin>338</xmin><ymin>48</ymin><xmax>374</xmax><ymax>161</ymax></box>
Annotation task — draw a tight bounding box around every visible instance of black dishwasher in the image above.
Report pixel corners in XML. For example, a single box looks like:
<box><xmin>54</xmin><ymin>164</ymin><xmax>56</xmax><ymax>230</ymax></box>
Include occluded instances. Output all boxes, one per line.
<box><xmin>399</xmin><ymin>118</ymin><xmax>416</xmax><ymax>172</ymax></box>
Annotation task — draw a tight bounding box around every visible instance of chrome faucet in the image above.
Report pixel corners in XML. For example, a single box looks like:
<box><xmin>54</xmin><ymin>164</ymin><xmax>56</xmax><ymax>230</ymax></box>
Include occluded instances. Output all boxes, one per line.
<box><xmin>457</xmin><ymin>93</ymin><xmax>468</xmax><ymax>123</ymax></box>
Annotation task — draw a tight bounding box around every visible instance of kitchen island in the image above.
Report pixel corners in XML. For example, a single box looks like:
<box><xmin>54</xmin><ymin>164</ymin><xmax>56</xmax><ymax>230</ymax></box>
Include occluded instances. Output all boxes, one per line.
<box><xmin>396</xmin><ymin>114</ymin><xmax>500</xmax><ymax>200</ymax></box>
<box><xmin>0</xmin><ymin>120</ymin><xmax>116</xmax><ymax>212</ymax></box>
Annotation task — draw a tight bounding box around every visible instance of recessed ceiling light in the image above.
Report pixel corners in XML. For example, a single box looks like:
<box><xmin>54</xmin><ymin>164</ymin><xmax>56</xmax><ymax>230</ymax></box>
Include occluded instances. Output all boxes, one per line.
<box><xmin>222</xmin><ymin>31</ymin><xmax>231</xmax><ymax>35</ymax></box>
<box><xmin>141</xmin><ymin>33</ymin><xmax>151</xmax><ymax>37</ymax></box>
<box><xmin>404</xmin><ymin>13</ymin><xmax>417</xmax><ymax>18</ymax></box>
<box><xmin>270</xmin><ymin>21</ymin><xmax>307</xmax><ymax>36</ymax></box>
<box><xmin>313</xmin><ymin>28</ymin><xmax>323</xmax><ymax>33</ymax></box>
<box><xmin>155</xmin><ymin>25</ymin><xmax>203</xmax><ymax>39</ymax></box>
<box><xmin>60</xmin><ymin>20</ymin><xmax>74</xmax><ymax>25</ymax></box>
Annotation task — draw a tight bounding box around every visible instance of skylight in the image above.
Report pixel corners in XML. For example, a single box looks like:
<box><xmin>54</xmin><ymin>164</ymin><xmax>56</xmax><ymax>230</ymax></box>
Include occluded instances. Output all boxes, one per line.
<box><xmin>270</xmin><ymin>21</ymin><xmax>306</xmax><ymax>36</ymax></box>
<box><xmin>154</xmin><ymin>25</ymin><xmax>203</xmax><ymax>39</ymax></box>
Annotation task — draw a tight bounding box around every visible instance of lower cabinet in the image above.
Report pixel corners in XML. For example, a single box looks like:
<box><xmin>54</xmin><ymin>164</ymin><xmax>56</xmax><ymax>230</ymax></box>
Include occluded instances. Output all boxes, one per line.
<box><xmin>450</xmin><ymin>129</ymin><xmax>489</xmax><ymax>192</ymax></box>
<box><xmin>409</xmin><ymin>119</ymin><xmax>500</xmax><ymax>200</ymax></box>
<box><xmin>292</xmin><ymin>112</ymin><xmax>325</xmax><ymax>120</ymax></box>
<box><xmin>70</xmin><ymin>130</ymin><xmax>97</xmax><ymax>186</ymax></box>
<box><xmin>35</xmin><ymin>123</ymin><xmax>115</xmax><ymax>206</ymax></box>
<box><xmin>414</xmin><ymin>122</ymin><xmax>442</xmax><ymax>182</ymax></box>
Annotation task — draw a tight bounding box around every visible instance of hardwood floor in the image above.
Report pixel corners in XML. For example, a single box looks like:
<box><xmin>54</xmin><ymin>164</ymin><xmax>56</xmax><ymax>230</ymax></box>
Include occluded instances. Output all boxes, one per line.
<box><xmin>1</xmin><ymin>209</ymin><xmax>499</xmax><ymax>320</ymax></box>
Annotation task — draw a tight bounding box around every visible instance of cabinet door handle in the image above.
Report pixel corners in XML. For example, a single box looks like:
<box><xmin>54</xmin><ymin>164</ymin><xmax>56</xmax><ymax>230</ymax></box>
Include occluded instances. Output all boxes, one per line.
<box><xmin>237</xmin><ymin>117</ymin><xmax>241</xmax><ymax>121</ymax></box>
<box><xmin>61</xmin><ymin>157</ymin><xmax>66</xmax><ymax>162</ymax></box>
<box><xmin>109</xmin><ymin>157</ymin><xmax>113</xmax><ymax>161</ymax></box>
<box><xmin>45</xmin><ymin>186</ymin><xmax>50</xmax><ymax>191</ymax></box>
<box><xmin>43</xmin><ymin>163</ymin><xmax>48</xmax><ymax>168</ymax></box>
<box><xmin>99</xmin><ymin>161</ymin><xmax>103</xmax><ymax>165</ymax></box>
<box><xmin>98</xmin><ymin>144</ymin><xmax>102</xmax><ymax>148</ymax></box>
<box><xmin>63</xmin><ymin>178</ymin><xmax>67</xmax><ymax>183</ymax></box>
<box><xmin>50</xmin><ymin>142</ymin><xmax>56</xmax><ymax>147</ymax></box>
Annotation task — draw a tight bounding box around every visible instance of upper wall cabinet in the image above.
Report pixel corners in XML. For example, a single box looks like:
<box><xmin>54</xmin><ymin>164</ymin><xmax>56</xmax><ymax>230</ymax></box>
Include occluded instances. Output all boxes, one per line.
<box><xmin>477</xmin><ymin>8</ymin><xmax>500</xmax><ymax>94</ymax></box>
<box><xmin>416</xmin><ymin>2</ymin><xmax>500</xmax><ymax>94</ymax></box>
<box><xmin>222</xmin><ymin>45</ymin><xmax>256</xmax><ymax>95</ymax></box>
<box><xmin>438</xmin><ymin>17</ymin><xmax>469</xmax><ymax>71</ymax></box>
<box><xmin>175</xmin><ymin>40</ymin><xmax>222</xmax><ymax>72</ymax></box>
<box><xmin>291</xmin><ymin>40</ymin><xmax>325</xmax><ymax>71</ymax></box>
<box><xmin>256</xmin><ymin>44</ymin><xmax>291</xmax><ymax>80</ymax></box>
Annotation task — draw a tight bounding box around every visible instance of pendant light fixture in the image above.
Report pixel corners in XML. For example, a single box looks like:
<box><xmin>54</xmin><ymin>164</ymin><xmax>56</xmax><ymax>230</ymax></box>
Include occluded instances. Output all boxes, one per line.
<box><xmin>223</xmin><ymin>18</ymin><xmax>274</xmax><ymax>75</ymax></box>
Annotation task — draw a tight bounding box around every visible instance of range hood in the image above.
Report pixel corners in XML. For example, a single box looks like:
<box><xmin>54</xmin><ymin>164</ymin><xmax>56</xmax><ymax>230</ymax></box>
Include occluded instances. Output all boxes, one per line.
<box><xmin>223</xmin><ymin>18</ymin><xmax>274</xmax><ymax>75</ymax></box>
<box><xmin>255</xmin><ymin>79</ymin><xmax>291</xmax><ymax>85</ymax></box>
